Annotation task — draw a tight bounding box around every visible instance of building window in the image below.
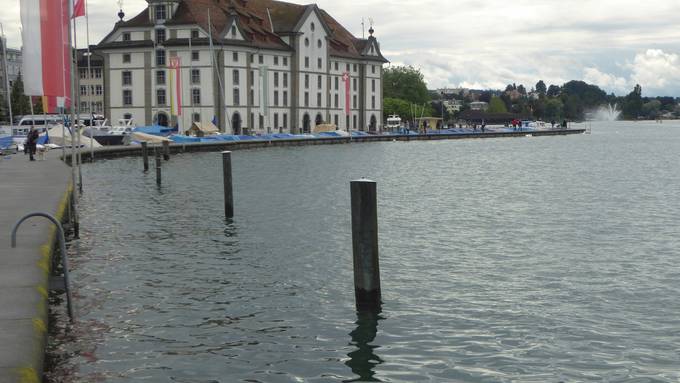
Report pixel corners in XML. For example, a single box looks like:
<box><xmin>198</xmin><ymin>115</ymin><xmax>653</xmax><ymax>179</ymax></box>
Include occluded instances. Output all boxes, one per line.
<box><xmin>283</xmin><ymin>73</ymin><xmax>288</xmax><ymax>87</ymax></box>
<box><xmin>305</xmin><ymin>57</ymin><xmax>309</xmax><ymax>68</ymax></box>
<box><xmin>156</xmin><ymin>49</ymin><xmax>166</xmax><ymax>66</ymax></box>
<box><xmin>346</xmin><ymin>63</ymin><xmax>350</xmax><ymax>72</ymax></box>
<box><xmin>192</xmin><ymin>88</ymin><xmax>201</xmax><ymax>105</ymax></box>
<box><xmin>124</xmin><ymin>113</ymin><xmax>132</xmax><ymax>119</ymax></box>
<box><xmin>317</xmin><ymin>75</ymin><xmax>322</xmax><ymax>89</ymax></box>
<box><xmin>259</xmin><ymin>115</ymin><xmax>264</xmax><ymax>129</ymax></box>
<box><xmin>191</xmin><ymin>29</ymin><xmax>199</xmax><ymax>39</ymax></box>
<box><xmin>334</xmin><ymin>93</ymin><xmax>338</xmax><ymax>108</ymax></box>
<box><xmin>156</xmin><ymin>70</ymin><xmax>165</xmax><ymax>85</ymax></box>
<box><xmin>372</xmin><ymin>95</ymin><xmax>375</xmax><ymax>109</ymax></box>
<box><xmin>193</xmin><ymin>112</ymin><xmax>200</xmax><ymax>122</ymax></box>
<box><xmin>283</xmin><ymin>57</ymin><xmax>288</xmax><ymax>66</ymax></box>
<box><xmin>335</xmin><ymin>62</ymin><xmax>339</xmax><ymax>71</ymax></box>
<box><xmin>318</xmin><ymin>39</ymin><xmax>322</xmax><ymax>48</ymax></box>
<box><xmin>353</xmin><ymin>95</ymin><xmax>357</xmax><ymax>108</ymax></box>
<box><xmin>156</xmin><ymin>89</ymin><xmax>166</xmax><ymax>105</ymax></box>
<box><xmin>155</xmin><ymin>29</ymin><xmax>166</xmax><ymax>44</ymax></box>
<box><xmin>353</xmin><ymin>64</ymin><xmax>358</xmax><ymax>72</ymax></box>
<box><xmin>274</xmin><ymin>72</ymin><xmax>279</xmax><ymax>87</ymax></box>
<box><xmin>335</xmin><ymin>76</ymin><xmax>339</xmax><ymax>90</ymax></box>
<box><xmin>233</xmin><ymin>52</ymin><xmax>238</xmax><ymax>62</ymax></box>
<box><xmin>372</xmin><ymin>65</ymin><xmax>376</xmax><ymax>74</ymax></box>
<box><xmin>233</xmin><ymin>70</ymin><xmax>239</xmax><ymax>85</ymax></box>
<box><xmin>122</xmin><ymin>71</ymin><xmax>132</xmax><ymax>86</ymax></box>
<box><xmin>93</xmin><ymin>68</ymin><xmax>102</xmax><ymax>78</ymax></box>
<box><xmin>123</xmin><ymin>53</ymin><xmax>131</xmax><ymax>63</ymax></box>
<box><xmin>259</xmin><ymin>55</ymin><xmax>263</xmax><ymax>64</ymax></box>
<box><xmin>353</xmin><ymin>78</ymin><xmax>357</xmax><ymax>91</ymax></box>
<box><xmin>310</xmin><ymin>22</ymin><xmax>315</xmax><ymax>32</ymax></box>
<box><xmin>318</xmin><ymin>58</ymin><xmax>322</xmax><ymax>69</ymax></box>
<box><xmin>304</xmin><ymin>74</ymin><xmax>309</xmax><ymax>89</ymax></box>
<box><xmin>231</xmin><ymin>25</ymin><xmax>237</xmax><ymax>38</ymax></box>
<box><xmin>79</xmin><ymin>68</ymin><xmax>87</xmax><ymax>78</ymax></box>
<box><xmin>334</xmin><ymin>114</ymin><xmax>338</xmax><ymax>127</ymax></box>
<box><xmin>317</xmin><ymin>92</ymin><xmax>321</xmax><ymax>107</ymax></box>
<box><xmin>283</xmin><ymin>91</ymin><xmax>288</xmax><ymax>106</ymax></box>
<box><xmin>353</xmin><ymin>115</ymin><xmax>357</xmax><ymax>130</ymax></box>
<box><xmin>372</xmin><ymin>79</ymin><xmax>375</xmax><ymax>92</ymax></box>
<box><xmin>274</xmin><ymin>56</ymin><xmax>279</xmax><ymax>65</ymax></box>
<box><xmin>191</xmin><ymin>69</ymin><xmax>200</xmax><ymax>84</ymax></box>
<box><xmin>233</xmin><ymin>88</ymin><xmax>239</xmax><ymax>105</ymax></box>
<box><xmin>95</xmin><ymin>85</ymin><xmax>103</xmax><ymax>95</ymax></box>
<box><xmin>79</xmin><ymin>85</ymin><xmax>87</xmax><ymax>96</ymax></box>
<box><xmin>192</xmin><ymin>51</ymin><xmax>199</xmax><ymax>61</ymax></box>
<box><xmin>155</xmin><ymin>5</ymin><xmax>166</xmax><ymax>20</ymax></box>
<box><xmin>274</xmin><ymin>90</ymin><xmax>279</xmax><ymax>106</ymax></box>
<box><xmin>123</xmin><ymin>90</ymin><xmax>132</xmax><ymax>106</ymax></box>
<box><xmin>250</xmin><ymin>54</ymin><xmax>255</xmax><ymax>63</ymax></box>
<box><xmin>346</xmin><ymin>115</ymin><xmax>350</xmax><ymax>130</ymax></box>
<box><xmin>283</xmin><ymin>113</ymin><xmax>287</xmax><ymax>128</ymax></box>
<box><xmin>304</xmin><ymin>38</ymin><xmax>309</xmax><ymax>47</ymax></box>
<box><xmin>249</xmin><ymin>70</ymin><xmax>254</xmax><ymax>85</ymax></box>
<box><xmin>80</xmin><ymin>102</ymin><xmax>88</xmax><ymax>111</ymax></box>
<box><xmin>304</xmin><ymin>92</ymin><xmax>309</xmax><ymax>107</ymax></box>
<box><xmin>249</xmin><ymin>89</ymin><xmax>254</xmax><ymax>105</ymax></box>
<box><xmin>274</xmin><ymin>113</ymin><xmax>279</xmax><ymax>129</ymax></box>
<box><xmin>122</xmin><ymin>32</ymin><xmax>131</xmax><ymax>41</ymax></box>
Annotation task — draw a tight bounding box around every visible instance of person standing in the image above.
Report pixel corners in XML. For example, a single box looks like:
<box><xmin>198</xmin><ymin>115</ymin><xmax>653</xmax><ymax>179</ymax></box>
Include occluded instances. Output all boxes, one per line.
<box><xmin>26</xmin><ymin>127</ymin><xmax>39</xmax><ymax>161</ymax></box>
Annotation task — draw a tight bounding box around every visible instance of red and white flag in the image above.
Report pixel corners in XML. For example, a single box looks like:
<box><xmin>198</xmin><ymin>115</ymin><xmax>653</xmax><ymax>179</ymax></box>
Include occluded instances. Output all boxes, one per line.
<box><xmin>169</xmin><ymin>57</ymin><xmax>182</xmax><ymax>116</ymax></box>
<box><xmin>72</xmin><ymin>0</ymin><xmax>86</xmax><ymax>18</ymax></box>
<box><xmin>342</xmin><ymin>72</ymin><xmax>350</xmax><ymax>116</ymax></box>
<box><xmin>20</xmin><ymin>0</ymin><xmax>71</xmax><ymax>110</ymax></box>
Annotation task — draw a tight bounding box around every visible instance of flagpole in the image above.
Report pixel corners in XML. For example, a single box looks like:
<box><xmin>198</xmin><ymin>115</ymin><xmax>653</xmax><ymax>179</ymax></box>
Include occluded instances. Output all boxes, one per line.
<box><xmin>85</xmin><ymin>0</ymin><xmax>94</xmax><ymax>162</ymax></box>
<box><xmin>73</xmin><ymin>14</ymin><xmax>83</xmax><ymax>193</ymax></box>
<box><xmin>0</xmin><ymin>24</ymin><xmax>13</xmax><ymax>130</ymax></box>
<box><xmin>66</xmin><ymin>0</ymin><xmax>79</xmax><ymax>233</ymax></box>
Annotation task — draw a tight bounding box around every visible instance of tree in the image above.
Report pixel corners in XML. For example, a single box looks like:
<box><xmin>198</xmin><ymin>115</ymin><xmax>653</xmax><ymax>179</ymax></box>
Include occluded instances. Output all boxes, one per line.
<box><xmin>622</xmin><ymin>84</ymin><xmax>643</xmax><ymax>119</ymax></box>
<box><xmin>478</xmin><ymin>91</ymin><xmax>492</xmax><ymax>103</ymax></box>
<box><xmin>544</xmin><ymin>98</ymin><xmax>563</xmax><ymax>120</ymax></box>
<box><xmin>547</xmin><ymin>85</ymin><xmax>561</xmax><ymax>97</ymax></box>
<box><xmin>517</xmin><ymin>84</ymin><xmax>527</xmax><ymax>95</ymax></box>
<box><xmin>488</xmin><ymin>96</ymin><xmax>507</xmax><ymax>113</ymax></box>
<box><xmin>535</xmin><ymin>80</ymin><xmax>547</xmax><ymax>95</ymax></box>
<box><xmin>642</xmin><ymin>100</ymin><xmax>661</xmax><ymax>119</ymax></box>
<box><xmin>383</xmin><ymin>97</ymin><xmax>412</xmax><ymax>121</ymax></box>
<box><xmin>11</xmin><ymin>73</ymin><xmax>31</xmax><ymax>117</ymax></box>
<box><xmin>383</xmin><ymin>66</ymin><xmax>430</xmax><ymax>105</ymax></box>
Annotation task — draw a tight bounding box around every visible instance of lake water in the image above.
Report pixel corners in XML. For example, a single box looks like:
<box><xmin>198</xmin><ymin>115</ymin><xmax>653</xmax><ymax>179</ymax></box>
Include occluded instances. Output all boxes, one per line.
<box><xmin>48</xmin><ymin>121</ymin><xmax>680</xmax><ymax>382</ymax></box>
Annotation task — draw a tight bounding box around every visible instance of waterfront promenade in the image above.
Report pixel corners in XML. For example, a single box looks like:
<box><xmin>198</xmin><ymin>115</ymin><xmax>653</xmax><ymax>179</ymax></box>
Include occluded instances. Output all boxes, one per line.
<box><xmin>0</xmin><ymin>152</ymin><xmax>72</xmax><ymax>383</ymax></box>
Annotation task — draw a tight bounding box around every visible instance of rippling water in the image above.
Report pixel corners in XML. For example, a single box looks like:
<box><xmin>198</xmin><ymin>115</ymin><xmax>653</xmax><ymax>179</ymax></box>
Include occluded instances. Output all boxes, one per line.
<box><xmin>49</xmin><ymin>121</ymin><xmax>680</xmax><ymax>382</ymax></box>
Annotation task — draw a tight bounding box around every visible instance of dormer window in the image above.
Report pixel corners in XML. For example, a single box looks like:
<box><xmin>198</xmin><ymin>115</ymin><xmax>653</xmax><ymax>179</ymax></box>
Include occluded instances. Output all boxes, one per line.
<box><xmin>155</xmin><ymin>29</ymin><xmax>166</xmax><ymax>44</ymax></box>
<box><xmin>122</xmin><ymin>32</ymin><xmax>131</xmax><ymax>41</ymax></box>
<box><xmin>310</xmin><ymin>22</ymin><xmax>315</xmax><ymax>32</ymax></box>
<box><xmin>191</xmin><ymin>29</ymin><xmax>199</xmax><ymax>39</ymax></box>
<box><xmin>231</xmin><ymin>25</ymin><xmax>236</xmax><ymax>38</ymax></box>
<box><xmin>155</xmin><ymin>5</ymin><xmax>167</xmax><ymax>21</ymax></box>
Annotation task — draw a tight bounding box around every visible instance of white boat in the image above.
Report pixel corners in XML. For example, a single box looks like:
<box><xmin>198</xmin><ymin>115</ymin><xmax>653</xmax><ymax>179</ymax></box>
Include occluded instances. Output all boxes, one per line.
<box><xmin>386</xmin><ymin>115</ymin><xmax>402</xmax><ymax>131</ymax></box>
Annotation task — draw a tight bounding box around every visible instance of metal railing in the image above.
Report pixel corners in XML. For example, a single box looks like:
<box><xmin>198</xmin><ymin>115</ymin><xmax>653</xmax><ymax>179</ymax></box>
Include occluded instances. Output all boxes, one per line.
<box><xmin>11</xmin><ymin>212</ymin><xmax>75</xmax><ymax>322</ymax></box>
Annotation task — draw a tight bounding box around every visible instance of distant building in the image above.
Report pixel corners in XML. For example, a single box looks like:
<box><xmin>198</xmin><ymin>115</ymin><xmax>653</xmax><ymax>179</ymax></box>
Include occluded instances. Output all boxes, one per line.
<box><xmin>469</xmin><ymin>101</ymin><xmax>488</xmax><ymax>111</ymax></box>
<box><xmin>0</xmin><ymin>37</ymin><xmax>22</xmax><ymax>109</ymax></box>
<box><xmin>76</xmin><ymin>48</ymin><xmax>105</xmax><ymax>115</ymax></box>
<box><xmin>442</xmin><ymin>99</ymin><xmax>463</xmax><ymax>113</ymax></box>
<box><xmin>95</xmin><ymin>0</ymin><xmax>388</xmax><ymax>133</ymax></box>
<box><xmin>437</xmin><ymin>87</ymin><xmax>468</xmax><ymax>97</ymax></box>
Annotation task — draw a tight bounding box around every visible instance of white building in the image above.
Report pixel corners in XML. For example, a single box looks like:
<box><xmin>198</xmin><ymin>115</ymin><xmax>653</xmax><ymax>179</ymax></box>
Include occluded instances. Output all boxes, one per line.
<box><xmin>95</xmin><ymin>0</ymin><xmax>388</xmax><ymax>134</ymax></box>
<box><xmin>469</xmin><ymin>101</ymin><xmax>489</xmax><ymax>111</ymax></box>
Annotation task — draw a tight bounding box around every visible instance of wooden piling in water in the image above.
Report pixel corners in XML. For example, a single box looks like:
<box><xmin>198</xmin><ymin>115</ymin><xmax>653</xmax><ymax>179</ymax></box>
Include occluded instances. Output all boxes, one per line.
<box><xmin>155</xmin><ymin>147</ymin><xmax>161</xmax><ymax>186</ymax></box>
<box><xmin>222</xmin><ymin>151</ymin><xmax>233</xmax><ymax>218</ymax></box>
<box><xmin>350</xmin><ymin>179</ymin><xmax>381</xmax><ymax>309</ymax></box>
<box><xmin>163</xmin><ymin>141</ymin><xmax>170</xmax><ymax>161</ymax></box>
<box><xmin>142</xmin><ymin>142</ymin><xmax>149</xmax><ymax>172</ymax></box>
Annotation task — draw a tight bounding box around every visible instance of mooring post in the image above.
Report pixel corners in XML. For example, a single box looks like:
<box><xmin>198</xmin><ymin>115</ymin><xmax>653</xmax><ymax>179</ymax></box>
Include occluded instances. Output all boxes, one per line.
<box><xmin>350</xmin><ymin>179</ymin><xmax>381</xmax><ymax>309</ymax></box>
<box><xmin>142</xmin><ymin>142</ymin><xmax>149</xmax><ymax>172</ymax></box>
<box><xmin>155</xmin><ymin>146</ymin><xmax>161</xmax><ymax>186</ymax></box>
<box><xmin>222</xmin><ymin>151</ymin><xmax>233</xmax><ymax>218</ymax></box>
<box><xmin>162</xmin><ymin>140</ymin><xmax>170</xmax><ymax>161</ymax></box>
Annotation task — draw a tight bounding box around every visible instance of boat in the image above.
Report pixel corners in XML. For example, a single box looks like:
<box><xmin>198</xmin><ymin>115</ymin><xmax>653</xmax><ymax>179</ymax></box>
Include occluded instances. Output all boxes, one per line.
<box><xmin>89</xmin><ymin>118</ymin><xmax>135</xmax><ymax>146</ymax></box>
<box><xmin>386</xmin><ymin>115</ymin><xmax>402</xmax><ymax>132</ymax></box>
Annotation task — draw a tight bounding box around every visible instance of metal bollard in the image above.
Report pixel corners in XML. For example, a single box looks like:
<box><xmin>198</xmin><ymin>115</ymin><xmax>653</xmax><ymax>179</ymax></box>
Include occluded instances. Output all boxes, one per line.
<box><xmin>142</xmin><ymin>142</ymin><xmax>149</xmax><ymax>172</ymax></box>
<box><xmin>162</xmin><ymin>140</ymin><xmax>170</xmax><ymax>161</ymax></box>
<box><xmin>222</xmin><ymin>151</ymin><xmax>233</xmax><ymax>218</ymax></box>
<box><xmin>155</xmin><ymin>146</ymin><xmax>161</xmax><ymax>186</ymax></box>
<box><xmin>350</xmin><ymin>179</ymin><xmax>381</xmax><ymax>309</ymax></box>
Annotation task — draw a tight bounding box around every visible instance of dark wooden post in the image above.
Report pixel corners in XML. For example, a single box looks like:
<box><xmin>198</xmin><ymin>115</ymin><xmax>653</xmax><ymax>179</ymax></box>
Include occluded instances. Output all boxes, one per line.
<box><xmin>351</xmin><ymin>179</ymin><xmax>381</xmax><ymax>309</ymax></box>
<box><xmin>141</xmin><ymin>142</ymin><xmax>149</xmax><ymax>172</ymax></box>
<box><xmin>155</xmin><ymin>146</ymin><xmax>161</xmax><ymax>186</ymax></box>
<box><xmin>162</xmin><ymin>140</ymin><xmax>170</xmax><ymax>161</ymax></box>
<box><xmin>222</xmin><ymin>151</ymin><xmax>233</xmax><ymax>218</ymax></box>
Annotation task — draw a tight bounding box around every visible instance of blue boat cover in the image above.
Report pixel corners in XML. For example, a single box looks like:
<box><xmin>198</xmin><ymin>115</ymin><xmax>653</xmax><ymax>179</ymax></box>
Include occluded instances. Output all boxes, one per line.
<box><xmin>0</xmin><ymin>136</ymin><xmax>13</xmax><ymax>149</ymax></box>
<box><xmin>133</xmin><ymin>125</ymin><xmax>175</xmax><ymax>136</ymax></box>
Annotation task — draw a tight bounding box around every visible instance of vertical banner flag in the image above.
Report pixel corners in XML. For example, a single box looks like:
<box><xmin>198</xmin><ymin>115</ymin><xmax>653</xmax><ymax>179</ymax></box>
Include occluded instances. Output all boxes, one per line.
<box><xmin>259</xmin><ymin>66</ymin><xmax>269</xmax><ymax>120</ymax></box>
<box><xmin>169</xmin><ymin>57</ymin><xmax>182</xmax><ymax>116</ymax></box>
<box><xmin>72</xmin><ymin>0</ymin><xmax>85</xmax><ymax>18</ymax></box>
<box><xmin>342</xmin><ymin>72</ymin><xmax>350</xmax><ymax>116</ymax></box>
<box><xmin>20</xmin><ymin>0</ymin><xmax>71</xmax><ymax>110</ymax></box>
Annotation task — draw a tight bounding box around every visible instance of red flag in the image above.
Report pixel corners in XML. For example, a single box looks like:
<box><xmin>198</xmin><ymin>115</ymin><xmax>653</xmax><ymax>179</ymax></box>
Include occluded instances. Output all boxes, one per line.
<box><xmin>72</xmin><ymin>0</ymin><xmax>85</xmax><ymax>18</ymax></box>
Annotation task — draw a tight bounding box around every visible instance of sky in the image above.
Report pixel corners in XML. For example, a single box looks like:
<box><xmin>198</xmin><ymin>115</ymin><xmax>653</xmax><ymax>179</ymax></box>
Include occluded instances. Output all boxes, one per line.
<box><xmin>3</xmin><ymin>0</ymin><xmax>680</xmax><ymax>96</ymax></box>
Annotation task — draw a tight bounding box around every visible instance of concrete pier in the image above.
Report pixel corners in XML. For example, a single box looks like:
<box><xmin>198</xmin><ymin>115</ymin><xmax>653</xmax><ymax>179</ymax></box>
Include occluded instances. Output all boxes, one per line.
<box><xmin>0</xmin><ymin>152</ymin><xmax>72</xmax><ymax>383</ymax></box>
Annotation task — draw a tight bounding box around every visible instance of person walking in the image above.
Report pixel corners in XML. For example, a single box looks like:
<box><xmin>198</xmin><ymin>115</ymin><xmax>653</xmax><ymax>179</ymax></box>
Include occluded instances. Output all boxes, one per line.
<box><xmin>26</xmin><ymin>127</ymin><xmax>39</xmax><ymax>162</ymax></box>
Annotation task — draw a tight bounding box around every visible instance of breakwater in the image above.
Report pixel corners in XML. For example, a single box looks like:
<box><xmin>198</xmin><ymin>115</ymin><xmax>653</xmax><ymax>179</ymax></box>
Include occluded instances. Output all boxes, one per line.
<box><xmin>72</xmin><ymin>128</ymin><xmax>584</xmax><ymax>162</ymax></box>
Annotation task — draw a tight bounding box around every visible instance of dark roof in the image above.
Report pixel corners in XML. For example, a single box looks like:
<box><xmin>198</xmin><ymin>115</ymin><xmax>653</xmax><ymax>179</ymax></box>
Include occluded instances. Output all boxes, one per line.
<box><xmin>99</xmin><ymin>0</ymin><xmax>387</xmax><ymax>61</ymax></box>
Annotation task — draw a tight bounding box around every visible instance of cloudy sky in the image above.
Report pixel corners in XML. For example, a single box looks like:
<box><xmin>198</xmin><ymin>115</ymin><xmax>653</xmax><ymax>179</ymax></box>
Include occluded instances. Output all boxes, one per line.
<box><xmin>3</xmin><ymin>0</ymin><xmax>680</xmax><ymax>96</ymax></box>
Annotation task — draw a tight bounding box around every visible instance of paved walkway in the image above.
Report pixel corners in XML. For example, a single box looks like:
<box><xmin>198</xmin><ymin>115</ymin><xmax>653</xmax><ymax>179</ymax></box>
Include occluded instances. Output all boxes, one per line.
<box><xmin>0</xmin><ymin>150</ymin><xmax>72</xmax><ymax>383</ymax></box>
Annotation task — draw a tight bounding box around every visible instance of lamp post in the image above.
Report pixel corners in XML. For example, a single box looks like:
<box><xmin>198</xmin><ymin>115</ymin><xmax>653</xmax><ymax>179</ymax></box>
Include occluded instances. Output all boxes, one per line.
<box><xmin>0</xmin><ymin>22</ymin><xmax>13</xmax><ymax>129</ymax></box>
